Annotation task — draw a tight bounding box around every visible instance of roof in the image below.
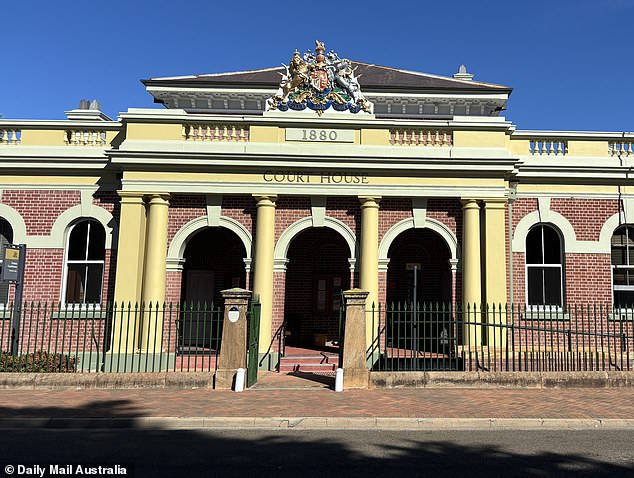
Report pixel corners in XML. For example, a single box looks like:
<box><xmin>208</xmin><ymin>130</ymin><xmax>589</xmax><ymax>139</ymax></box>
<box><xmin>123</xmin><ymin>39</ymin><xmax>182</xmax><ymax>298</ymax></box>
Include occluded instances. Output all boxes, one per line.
<box><xmin>142</xmin><ymin>61</ymin><xmax>512</xmax><ymax>94</ymax></box>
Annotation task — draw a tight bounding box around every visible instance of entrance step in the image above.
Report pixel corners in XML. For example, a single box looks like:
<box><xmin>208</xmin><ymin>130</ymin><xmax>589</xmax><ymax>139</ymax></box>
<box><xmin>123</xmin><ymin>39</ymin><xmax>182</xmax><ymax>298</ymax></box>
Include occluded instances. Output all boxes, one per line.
<box><xmin>279</xmin><ymin>362</ymin><xmax>338</xmax><ymax>373</ymax></box>
<box><xmin>279</xmin><ymin>351</ymin><xmax>339</xmax><ymax>373</ymax></box>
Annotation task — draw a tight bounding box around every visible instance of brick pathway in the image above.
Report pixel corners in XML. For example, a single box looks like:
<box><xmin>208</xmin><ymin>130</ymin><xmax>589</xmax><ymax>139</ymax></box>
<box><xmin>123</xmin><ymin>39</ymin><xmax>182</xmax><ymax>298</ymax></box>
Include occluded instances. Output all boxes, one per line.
<box><xmin>0</xmin><ymin>375</ymin><xmax>632</xmax><ymax>421</ymax></box>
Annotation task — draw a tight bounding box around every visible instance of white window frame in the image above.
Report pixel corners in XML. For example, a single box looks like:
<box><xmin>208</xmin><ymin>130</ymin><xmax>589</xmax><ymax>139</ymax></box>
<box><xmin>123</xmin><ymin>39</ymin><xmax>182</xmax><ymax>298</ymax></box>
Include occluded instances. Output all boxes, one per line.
<box><xmin>611</xmin><ymin>225</ymin><xmax>634</xmax><ymax>312</ymax></box>
<box><xmin>0</xmin><ymin>218</ymin><xmax>14</xmax><ymax>310</ymax></box>
<box><xmin>525</xmin><ymin>224</ymin><xmax>564</xmax><ymax>311</ymax></box>
<box><xmin>61</xmin><ymin>220</ymin><xmax>105</xmax><ymax>308</ymax></box>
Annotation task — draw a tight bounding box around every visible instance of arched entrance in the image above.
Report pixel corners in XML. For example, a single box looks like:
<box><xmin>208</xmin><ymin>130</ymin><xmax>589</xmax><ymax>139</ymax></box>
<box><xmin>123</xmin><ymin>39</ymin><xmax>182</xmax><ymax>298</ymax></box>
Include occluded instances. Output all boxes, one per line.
<box><xmin>386</xmin><ymin>228</ymin><xmax>453</xmax><ymax>359</ymax></box>
<box><xmin>386</xmin><ymin>228</ymin><xmax>452</xmax><ymax>305</ymax></box>
<box><xmin>179</xmin><ymin>227</ymin><xmax>247</xmax><ymax>350</ymax></box>
<box><xmin>181</xmin><ymin>227</ymin><xmax>247</xmax><ymax>304</ymax></box>
<box><xmin>284</xmin><ymin>228</ymin><xmax>351</xmax><ymax>349</ymax></box>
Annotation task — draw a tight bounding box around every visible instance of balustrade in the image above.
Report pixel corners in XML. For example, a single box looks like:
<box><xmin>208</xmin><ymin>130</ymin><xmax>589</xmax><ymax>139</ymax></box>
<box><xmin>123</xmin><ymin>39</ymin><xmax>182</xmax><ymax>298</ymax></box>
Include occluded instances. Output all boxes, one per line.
<box><xmin>64</xmin><ymin>130</ymin><xmax>107</xmax><ymax>146</ymax></box>
<box><xmin>0</xmin><ymin>129</ymin><xmax>21</xmax><ymax>144</ymax></box>
<box><xmin>183</xmin><ymin>124</ymin><xmax>250</xmax><ymax>142</ymax></box>
<box><xmin>529</xmin><ymin>139</ymin><xmax>567</xmax><ymax>156</ymax></box>
<box><xmin>609</xmin><ymin>141</ymin><xmax>634</xmax><ymax>157</ymax></box>
<box><xmin>389</xmin><ymin>129</ymin><xmax>452</xmax><ymax>146</ymax></box>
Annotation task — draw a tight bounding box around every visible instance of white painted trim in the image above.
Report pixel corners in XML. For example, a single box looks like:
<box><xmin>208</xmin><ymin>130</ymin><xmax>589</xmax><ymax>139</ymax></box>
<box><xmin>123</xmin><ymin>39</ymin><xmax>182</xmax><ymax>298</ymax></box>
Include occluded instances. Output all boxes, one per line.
<box><xmin>598</xmin><ymin>213</ymin><xmax>625</xmax><ymax>255</ymax></box>
<box><xmin>512</xmin><ymin>210</ymin><xmax>609</xmax><ymax>254</ymax></box>
<box><xmin>206</xmin><ymin>195</ymin><xmax>222</xmax><ymax>227</ymax></box>
<box><xmin>166</xmin><ymin>215</ymin><xmax>253</xmax><ymax>264</ymax></box>
<box><xmin>412</xmin><ymin>198</ymin><xmax>428</xmax><ymax>228</ymax></box>
<box><xmin>310</xmin><ymin>197</ymin><xmax>327</xmax><ymax>227</ymax></box>
<box><xmin>513</xmin><ymin>211</ymin><xmax>573</xmax><ymax>253</ymax></box>
<box><xmin>49</xmin><ymin>204</ymin><xmax>116</xmax><ymax>249</ymax></box>
<box><xmin>378</xmin><ymin>217</ymin><xmax>459</xmax><ymax>262</ymax></box>
<box><xmin>0</xmin><ymin>204</ymin><xmax>27</xmax><ymax>243</ymax></box>
<box><xmin>274</xmin><ymin>216</ymin><xmax>358</xmax><ymax>262</ymax></box>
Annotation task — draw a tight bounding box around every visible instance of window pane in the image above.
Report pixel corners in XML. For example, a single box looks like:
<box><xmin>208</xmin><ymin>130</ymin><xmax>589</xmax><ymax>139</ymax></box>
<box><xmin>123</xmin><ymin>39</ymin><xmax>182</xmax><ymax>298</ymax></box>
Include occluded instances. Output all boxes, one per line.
<box><xmin>527</xmin><ymin>267</ymin><xmax>544</xmax><ymax>305</ymax></box>
<box><xmin>0</xmin><ymin>219</ymin><xmax>13</xmax><ymax>244</ymax></box>
<box><xmin>612</xmin><ymin>228</ymin><xmax>627</xmax><ymax>246</ymax></box>
<box><xmin>526</xmin><ymin>227</ymin><xmax>543</xmax><ymax>264</ymax></box>
<box><xmin>613</xmin><ymin>268</ymin><xmax>628</xmax><ymax>286</ymax></box>
<box><xmin>543</xmin><ymin>267</ymin><xmax>562</xmax><ymax>306</ymax></box>
<box><xmin>68</xmin><ymin>222</ymin><xmax>89</xmax><ymax>260</ymax></box>
<box><xmin>65</xmin><ymin>264</ymin><xmax>86</xmax><ymax>303</ymax></box>
<box><xmin>88</xmin><ymin>222</ymin><xmax>106</xmax><ymax>260</ymax></box>
<box><xmin>614</xmin><ymin>290</ymin><xmax>634</xmax><ymax>309</ymax></box>
<box><xmin>612</xmin><ymin>246</ymin><xmax>626</xmax><ymax>265</ymax></box>
<box><xmin>85</xmin><ymin>264</ymin><xmax>103</xmax><ymax>303</ymax></box>
<box><xmin>542</xmin><ymin>226</ymin><xmax>561</xmax><ymax>264</ymax></box>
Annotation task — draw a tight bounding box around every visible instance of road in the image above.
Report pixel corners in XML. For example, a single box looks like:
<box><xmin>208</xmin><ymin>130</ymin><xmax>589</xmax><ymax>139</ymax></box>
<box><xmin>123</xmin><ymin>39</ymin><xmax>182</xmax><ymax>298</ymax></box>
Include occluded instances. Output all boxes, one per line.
<box><xmin>1</xmin><ymin>429</ymin><xmax>633</xmax><ymax>477</ymax></box>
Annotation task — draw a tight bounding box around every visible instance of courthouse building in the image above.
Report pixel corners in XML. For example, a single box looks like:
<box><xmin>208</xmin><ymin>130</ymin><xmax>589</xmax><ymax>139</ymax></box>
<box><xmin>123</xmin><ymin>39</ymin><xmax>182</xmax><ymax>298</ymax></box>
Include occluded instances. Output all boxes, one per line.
<box><xmin>0</xmin><ymin>41</ymin><xmax>633</xmax><ymax>369</ymax></box>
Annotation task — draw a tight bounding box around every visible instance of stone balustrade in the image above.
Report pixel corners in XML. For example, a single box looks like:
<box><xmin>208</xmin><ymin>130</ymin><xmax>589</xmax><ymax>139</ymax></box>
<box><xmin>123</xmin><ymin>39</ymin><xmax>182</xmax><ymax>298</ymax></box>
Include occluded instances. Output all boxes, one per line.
<box><xmin>183</xmin><ymin>124</ymin><xmax>250</xmax><ymax>142</ymax></box>
<box><xmin>529</xmin><ymin>139</ymin><xmax>567</xmax><ymax>156</ymax></box>
<box><xmin>0</xmin><ymin>129</ymin><xmax>21</xmax><ymax>144</ymax></box>
<box><xmin>609</xmin><ymin>141</ymin><xmax>633</xmax><ymax>157</ymax></box>
<box><xmin>64</xmin><ymin>130</ymin><xmax>108</xmax><ymax>146</ymax></box>
<box><xmin>389</xmin><ymin>129</ymin><xmax>452</xmax><ymax>146</ymax></box>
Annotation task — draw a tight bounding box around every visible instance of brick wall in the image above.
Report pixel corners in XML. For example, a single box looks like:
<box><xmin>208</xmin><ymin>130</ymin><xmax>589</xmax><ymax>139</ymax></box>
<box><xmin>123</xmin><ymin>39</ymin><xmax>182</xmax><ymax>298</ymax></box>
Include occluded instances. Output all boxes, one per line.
<box><xmin>511</xmin><ymin>197</ymin><xmax>620</xmax><ymax>306</ymax></box>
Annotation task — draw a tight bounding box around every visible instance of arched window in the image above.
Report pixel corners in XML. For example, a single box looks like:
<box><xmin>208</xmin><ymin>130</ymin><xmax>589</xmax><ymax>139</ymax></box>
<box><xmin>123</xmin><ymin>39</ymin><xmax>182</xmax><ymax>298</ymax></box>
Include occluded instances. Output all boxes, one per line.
<box><xmin>611</xmin><ymin>225</ymin><xmax>634</xmax><ymax>308</ymax></box>
<box><xmin>526</xmin><ymin>224</ymin><xmax>563</xmax><ymax>307</ymax></box>
<box><xmin>63</xmin><ymin>219</ymin><xmax>105</xmax><ymax>304</ymax></box>
<box><xmin>0</xmin><ymin>219</ymin><xmax>14</xmax><ymax>305</ymax></box>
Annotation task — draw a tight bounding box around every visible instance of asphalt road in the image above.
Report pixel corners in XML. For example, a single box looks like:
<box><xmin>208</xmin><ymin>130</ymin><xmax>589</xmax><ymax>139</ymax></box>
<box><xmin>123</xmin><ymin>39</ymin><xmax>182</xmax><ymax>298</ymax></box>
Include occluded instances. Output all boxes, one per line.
<box><xmin>1</xmin><ymin>429</ymin><xmax>633</xmax><ymax>477</ymax></box>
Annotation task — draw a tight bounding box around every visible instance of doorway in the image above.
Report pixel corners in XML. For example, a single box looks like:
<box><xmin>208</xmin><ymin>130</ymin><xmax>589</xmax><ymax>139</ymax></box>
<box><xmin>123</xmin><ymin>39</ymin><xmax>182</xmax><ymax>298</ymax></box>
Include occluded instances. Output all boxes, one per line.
<box><xmin>284</xmin><ymin>228</ymin><xmax>350</xmax><ymax>350</ymax></box>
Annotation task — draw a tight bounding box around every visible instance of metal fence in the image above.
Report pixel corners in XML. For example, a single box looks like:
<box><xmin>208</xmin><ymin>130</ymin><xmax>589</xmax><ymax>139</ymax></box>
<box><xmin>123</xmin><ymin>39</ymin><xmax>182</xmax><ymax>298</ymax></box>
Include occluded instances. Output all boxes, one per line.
<box><xmin>0</xmin><ymin>302</ymin><xmax>223</xmax><ymax>373</ymax></box>
<box><xmin>368</xmin><ymin>303</ymin><xmax>634</xmax><ymax>372</ymax></box>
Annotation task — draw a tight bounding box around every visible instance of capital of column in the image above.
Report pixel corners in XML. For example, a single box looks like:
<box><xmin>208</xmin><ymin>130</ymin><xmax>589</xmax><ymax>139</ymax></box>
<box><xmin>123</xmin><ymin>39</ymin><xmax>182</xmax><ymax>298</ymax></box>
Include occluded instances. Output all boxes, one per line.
<box><xmin>481</xmin><ymin>197</ymin><xmax>508</xmax><ymax>210</ymax></box>
<box><xmin>448</xmin><ymin>258</ymin><xmax>459</xmax><ymax>272</ymax></box>
<box><xmin>146</xmin><ymin>193</ymin><xmax>171</xmax><ymax>207</ymax></box>
<box><xmin>358</xmin><ymin>196</ymin><xmax>381</xmax><ymax>209</ymax></box>
<box><xmin>117</xmin><ymin>191</ymin><xmax>146</xmax><ymax>205</ymax></box>
<box><xmin>273</xmin><ymin>258</ymin><xmax>289</xmax><ymax>272</ymax></box>
<box><xmin>253</xmin><ymin>194</ymin><xmax>278</xmax><ymax>207</ymax></box>
<box><xmin>461</xmin><ymin>198</ymin><xmax>480</xmax><ymax>210</ymax></box>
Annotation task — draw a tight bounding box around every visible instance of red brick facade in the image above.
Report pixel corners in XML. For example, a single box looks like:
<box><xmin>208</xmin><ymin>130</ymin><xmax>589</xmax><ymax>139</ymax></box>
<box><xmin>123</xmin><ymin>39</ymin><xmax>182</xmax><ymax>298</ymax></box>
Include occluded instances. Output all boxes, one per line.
<box><xmin>0</xmin><ymin>190</ymin><xmax>628</xmax><ymax>353</ymax></box>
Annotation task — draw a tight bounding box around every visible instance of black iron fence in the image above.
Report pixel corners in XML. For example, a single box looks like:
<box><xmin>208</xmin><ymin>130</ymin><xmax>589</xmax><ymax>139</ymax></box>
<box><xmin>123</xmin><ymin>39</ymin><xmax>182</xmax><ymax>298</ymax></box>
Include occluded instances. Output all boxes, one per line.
<box><xmin>368</xmin><ymin>303</ymin><xmax>634</xmax><ymax>372</ymax></box>
<box><xmin>0</xmin><ymin>302</ymin><xmax>223</xmax><ymax>373</ymax></box>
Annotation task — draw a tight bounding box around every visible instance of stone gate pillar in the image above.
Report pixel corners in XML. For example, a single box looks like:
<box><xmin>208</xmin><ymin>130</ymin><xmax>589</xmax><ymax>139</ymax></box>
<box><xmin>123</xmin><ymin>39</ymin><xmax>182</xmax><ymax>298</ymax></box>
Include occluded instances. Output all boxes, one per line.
<box><xmin>215</xmin><ymin>288</ymin><xmax>252</xmax><ymax>390</ymax></box>
<box><xmin>342</xmin><ymin>289</ymin><xmax>370</xmax><ymax>389</ymax></box>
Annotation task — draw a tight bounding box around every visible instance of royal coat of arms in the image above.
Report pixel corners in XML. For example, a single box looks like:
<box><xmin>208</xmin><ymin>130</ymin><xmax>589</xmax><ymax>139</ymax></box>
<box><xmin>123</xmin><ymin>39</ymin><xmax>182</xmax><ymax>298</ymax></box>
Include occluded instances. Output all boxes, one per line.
<box><xmin>267</xmin><ymin>41</ymin><xmax>373</xmax><ymax>115</ymax></box>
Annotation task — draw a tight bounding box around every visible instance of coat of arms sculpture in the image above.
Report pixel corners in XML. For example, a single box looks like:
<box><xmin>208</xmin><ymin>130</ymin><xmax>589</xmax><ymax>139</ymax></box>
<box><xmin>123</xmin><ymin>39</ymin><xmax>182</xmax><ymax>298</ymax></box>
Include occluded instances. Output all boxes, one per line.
<box><xmin>267</xmin><ymin>41</ymin><xmax>373</xmax><ymax>115</ymax></box>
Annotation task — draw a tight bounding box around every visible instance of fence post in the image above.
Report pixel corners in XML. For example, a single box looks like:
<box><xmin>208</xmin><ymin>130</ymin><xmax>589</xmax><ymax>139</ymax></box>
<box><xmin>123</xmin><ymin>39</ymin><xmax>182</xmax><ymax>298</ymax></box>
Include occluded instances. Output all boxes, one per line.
<box><xmin>215</xmin><ymin>288</ymin><xmax>252</xmax><ymax>390</ymax></box>
<box><xmin>342</xmin><ymin>289</ymin><xmax>370</xmax><ymax>389</ymax></box>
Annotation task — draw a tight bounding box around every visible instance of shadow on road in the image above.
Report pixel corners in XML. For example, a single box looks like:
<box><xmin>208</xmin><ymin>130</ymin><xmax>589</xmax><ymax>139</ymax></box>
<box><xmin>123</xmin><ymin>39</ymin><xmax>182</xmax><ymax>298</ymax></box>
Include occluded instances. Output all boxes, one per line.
<box><xmin>0</xmin><ymin>399</ymin><xmax>632</xmax><ymax>477</ymax></box>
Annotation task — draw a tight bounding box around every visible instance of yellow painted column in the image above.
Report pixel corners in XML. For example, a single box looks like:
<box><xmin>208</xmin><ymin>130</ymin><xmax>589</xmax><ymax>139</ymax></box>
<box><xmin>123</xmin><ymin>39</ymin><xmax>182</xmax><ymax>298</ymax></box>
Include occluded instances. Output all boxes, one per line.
<box><xmin>112</xmin><ymin>192</ymin><xmax>146</xmax><ymax>353</ymax></box>
<box><xmin>359</xmin><ymin>196</ymin><xmax>381</xmax><ymax>349</ymax></box>
<box><xmin>140</xmin><ymin>193</ymin><xmax>171</xmax><ymax>351</ymax></box>
<box><xmin>252</xmin><ymin>194</ymin><xmax>277</xmax><ymax>363</ymax></box>
<box><xmin>483</xmin><ymin>198</ymin><xmax>508</xmax><ymax>346</ymax></box>
<box><xmin>461</xmin><ymin>198</ymin><xmax>482</xmax><ymax>347</ymax></box>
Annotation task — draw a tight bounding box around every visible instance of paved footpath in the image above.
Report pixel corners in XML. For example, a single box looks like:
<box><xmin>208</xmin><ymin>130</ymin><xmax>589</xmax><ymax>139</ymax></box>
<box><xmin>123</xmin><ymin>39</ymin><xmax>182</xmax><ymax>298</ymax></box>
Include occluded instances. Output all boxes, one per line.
<box><xmin>0</xmin><ymin>372</ymin><xmax>633</xmax><ymax>430</ymax></box>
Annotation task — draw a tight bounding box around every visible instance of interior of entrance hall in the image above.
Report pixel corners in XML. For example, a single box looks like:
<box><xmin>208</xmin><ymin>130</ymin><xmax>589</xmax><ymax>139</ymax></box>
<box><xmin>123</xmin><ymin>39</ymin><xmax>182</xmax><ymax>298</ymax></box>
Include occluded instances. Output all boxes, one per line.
<box><xmin>386</xmin><ymin>228</ymin><xmax>452</xmax><ymax>305</ymax></box>
<box><xmin>180</xmin><ymin>227</ymin><xmax>247</xmax><ymax>305</ymax></box>
<box><xmin>283</xmin><ymin>228</ymin><xmax>351</xmax><ymax>348</ymax></box>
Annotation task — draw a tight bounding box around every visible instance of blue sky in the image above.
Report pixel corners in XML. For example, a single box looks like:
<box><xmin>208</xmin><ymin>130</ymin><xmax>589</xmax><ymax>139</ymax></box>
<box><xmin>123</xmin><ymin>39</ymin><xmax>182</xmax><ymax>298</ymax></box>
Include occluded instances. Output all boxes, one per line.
<box><xmin>1</xmin><ymin>0</ymin><xmax>632</xmax><ymax>131</ymax></box>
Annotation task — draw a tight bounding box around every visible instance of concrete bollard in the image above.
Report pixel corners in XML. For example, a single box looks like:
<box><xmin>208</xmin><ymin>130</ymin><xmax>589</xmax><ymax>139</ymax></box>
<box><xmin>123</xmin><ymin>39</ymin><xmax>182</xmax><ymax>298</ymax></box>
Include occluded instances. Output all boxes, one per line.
<box><xmin>335</xmin><ymin>368</ymin><xmax>344</xmax><ymax>392</ymax></box>
<box><xmin>234</xmin><ymin>368</ymin><xmax>245</xmax><ymax>392</ymax></box>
